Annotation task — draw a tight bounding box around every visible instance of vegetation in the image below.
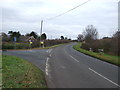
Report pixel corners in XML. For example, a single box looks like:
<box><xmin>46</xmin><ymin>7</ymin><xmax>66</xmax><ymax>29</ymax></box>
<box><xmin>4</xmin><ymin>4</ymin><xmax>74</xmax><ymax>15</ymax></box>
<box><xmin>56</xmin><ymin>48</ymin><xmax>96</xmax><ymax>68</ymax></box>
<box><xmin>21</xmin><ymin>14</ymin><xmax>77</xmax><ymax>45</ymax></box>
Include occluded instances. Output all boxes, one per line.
<box><xmin>2</xmin><ymin>55</ymin><xmax>47</xmax><ymax>88</ymax></box>
<box><xmin>25</xmin><ymin>31</ymin><xmax>39</xmax><ymax>39</ymax></box>
<box><xmin>77</xmin><ymin>25</ymin><xmax>119</xmax><ymax>56</ymax></box>
<box><xmin>60</xmin><ymin>36</ymin><xmax>64</xmax><ymax>40</ymax></box>
<box><xmin>76</xmin><ymin>25</ymin><xmax>119</xmax><ymax>66</ymax></box>
<box><xmin>73</xmin><ymin>43</ymin><xmax>120</xmax><ymax>66</ymax></box>
<box><xmin>2</xmin><ymin>43</ymin><xmax>30</xmax><ymax>49</ymax></box>
<box><xmin>2</xmin><ymin>40</ymin><xmax>72</xmax><ymax>50</ymax></box>
<box><xmin>1</xmin><ymin>31</ymin><xmax>72</xmax><ymax>50</ymax></box>
<box><xmin>43</xmin><ymin>43</ymin><xmax>69</xmax><ymax>49</ymax></box>
<box><xmin>44</xmin><ymin>40</ymin><xmax>71</xmax><ymax>47</ymax></box>
<box><xmin>41</xmin><ymin>33</ymin><xmax>47</xmax><ymax>40</ymax></box>
<box><xmin>77</xmin><ymin>34</ymin><xmax>83</xmax><ymax>42</ymax></box>
<box><xmin>83</xmin><ymin>25</ymin><xmax>98</xmax><ymax>41</ymax></box>
<box><xmin>8</xmin><ymin>31</ymin><xmax>21</xmax><ymax>42</ymax></box>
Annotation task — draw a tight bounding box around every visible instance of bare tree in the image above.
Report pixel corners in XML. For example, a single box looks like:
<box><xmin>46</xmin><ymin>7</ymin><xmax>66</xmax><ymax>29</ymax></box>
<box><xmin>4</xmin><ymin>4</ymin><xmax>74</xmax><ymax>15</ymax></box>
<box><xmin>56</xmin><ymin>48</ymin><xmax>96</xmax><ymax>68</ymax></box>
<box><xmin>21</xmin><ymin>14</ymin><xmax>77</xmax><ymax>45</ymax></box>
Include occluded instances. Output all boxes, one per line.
<box><xmin>77</xmin><ymin>34</ymin><xmax>83</xmax><ymax>42</ymax></box>
<box><xmin>83</xmin><ymin>25</ymin><xmax>98</xmax><ymax>43</ymax></box>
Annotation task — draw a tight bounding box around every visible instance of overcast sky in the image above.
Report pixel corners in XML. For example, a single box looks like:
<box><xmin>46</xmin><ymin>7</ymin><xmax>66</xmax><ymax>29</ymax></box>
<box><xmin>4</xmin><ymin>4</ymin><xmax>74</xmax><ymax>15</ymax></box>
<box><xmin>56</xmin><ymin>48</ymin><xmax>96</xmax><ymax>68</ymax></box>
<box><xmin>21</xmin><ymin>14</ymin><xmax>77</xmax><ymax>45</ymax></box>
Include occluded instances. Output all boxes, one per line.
<box><xmin>0</xmin><ymin>0</ymin><xmax>119</xmax><ymax>39</ymax></box>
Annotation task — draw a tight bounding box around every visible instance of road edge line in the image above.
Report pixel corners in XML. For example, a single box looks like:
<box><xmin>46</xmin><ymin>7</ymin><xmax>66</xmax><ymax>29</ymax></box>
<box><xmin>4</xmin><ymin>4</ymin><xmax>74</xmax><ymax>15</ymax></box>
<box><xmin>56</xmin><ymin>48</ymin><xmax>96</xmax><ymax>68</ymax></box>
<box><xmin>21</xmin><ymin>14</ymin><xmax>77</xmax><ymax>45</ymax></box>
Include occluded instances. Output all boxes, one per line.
<box><xmin>45</xmin><ymin>57</ymin><xmax>49</xmax><ymax>76</ymax></box>
<box><xmin>89</xmin><ymin>68</ymin><xmax>120</xmax><ymax>87</ymax></box>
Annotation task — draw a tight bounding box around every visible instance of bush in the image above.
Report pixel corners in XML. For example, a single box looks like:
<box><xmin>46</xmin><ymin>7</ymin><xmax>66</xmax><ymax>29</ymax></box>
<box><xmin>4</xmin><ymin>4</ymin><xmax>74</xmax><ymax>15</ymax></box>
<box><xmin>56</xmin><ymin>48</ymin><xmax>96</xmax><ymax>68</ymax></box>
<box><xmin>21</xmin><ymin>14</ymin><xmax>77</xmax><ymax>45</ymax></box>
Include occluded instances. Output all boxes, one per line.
<box><xmin>15</xmin><ymin>43</ymin><xmax>30</xmax><ymax>49</ymax></box>
<box><xmin>2</xmin><ymin>43</ymin><xmax>14</xmax><ymax>49</ymax></box>
<box><xmin>2</xmin><ymin>40</ymin><xmax>72</xmax><ymax>49</ymax></box>
<box><xmin>44</xmin><ymin>40</ymin><xmax>72</xmax><ymax>47</ymax></box>
<box><xmin>81</xmin><ymin>38</ymin><xmax>119</xmax><ymax>56</ymax></box>
<box><xmin>2</xmin><ymin>43</ymin><xmax>30</xmax><ymax>49</ymax></box>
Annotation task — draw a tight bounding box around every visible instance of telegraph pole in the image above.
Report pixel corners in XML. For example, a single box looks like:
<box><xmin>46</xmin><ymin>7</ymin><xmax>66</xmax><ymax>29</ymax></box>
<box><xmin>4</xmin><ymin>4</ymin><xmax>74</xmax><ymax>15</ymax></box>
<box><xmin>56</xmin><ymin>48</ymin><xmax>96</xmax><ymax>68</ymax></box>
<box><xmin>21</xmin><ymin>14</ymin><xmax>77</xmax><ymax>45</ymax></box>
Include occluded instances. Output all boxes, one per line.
<box><xmin>40</xmin><ymin>20</ymin><xmax>43</xmax><ymax>47</ymax></box>
<box><xmin>51</xmin><ymin>35</ymin><xmax>52</xmax><ymax>40</ymax></box>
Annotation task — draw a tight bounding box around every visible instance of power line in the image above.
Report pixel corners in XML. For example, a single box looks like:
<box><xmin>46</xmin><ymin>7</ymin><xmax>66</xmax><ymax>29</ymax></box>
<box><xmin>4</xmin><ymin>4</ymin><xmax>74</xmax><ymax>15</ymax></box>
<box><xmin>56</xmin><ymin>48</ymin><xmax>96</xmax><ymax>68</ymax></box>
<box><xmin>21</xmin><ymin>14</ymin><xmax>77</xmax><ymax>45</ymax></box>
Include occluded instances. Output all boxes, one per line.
<box><xmin>40</xmin><ymin>0</ymin><xmax>91</xmax><ymax>40</ymax></box>
<box><xmin>45</xmin><ymin>0</ymin><xmax>91</xmax><ymax>21</ymax></box>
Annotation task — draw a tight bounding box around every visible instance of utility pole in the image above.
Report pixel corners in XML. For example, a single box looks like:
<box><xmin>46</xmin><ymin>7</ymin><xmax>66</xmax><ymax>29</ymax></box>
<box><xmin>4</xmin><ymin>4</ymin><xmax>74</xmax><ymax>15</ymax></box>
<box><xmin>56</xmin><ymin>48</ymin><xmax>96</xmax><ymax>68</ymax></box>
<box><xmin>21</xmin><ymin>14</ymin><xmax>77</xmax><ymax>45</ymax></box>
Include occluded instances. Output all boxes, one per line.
<box><xmin>51</xmin><ymin>35</ymin><xmax>52</xmax><ymax>40</ymax></box>
<box><xmin>40</xmin><ymin>20</ymin><xmax>43</xmax><ymax>47</ymax></box>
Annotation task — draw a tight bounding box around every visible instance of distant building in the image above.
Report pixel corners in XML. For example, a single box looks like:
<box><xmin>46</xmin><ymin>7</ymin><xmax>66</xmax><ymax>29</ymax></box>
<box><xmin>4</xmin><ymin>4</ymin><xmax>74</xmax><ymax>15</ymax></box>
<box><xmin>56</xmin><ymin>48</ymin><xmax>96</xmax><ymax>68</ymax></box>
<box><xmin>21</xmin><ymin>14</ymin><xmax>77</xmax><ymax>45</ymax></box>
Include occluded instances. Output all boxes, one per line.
<box><xmin>26</xmin><ymin>36</ymin><xmax>36</xmax><ymax>42</ymax></box>
<box><xmin>19</xmin><ymin>36</ymin><xmax>37</xmax><ymax>42</ymax></box>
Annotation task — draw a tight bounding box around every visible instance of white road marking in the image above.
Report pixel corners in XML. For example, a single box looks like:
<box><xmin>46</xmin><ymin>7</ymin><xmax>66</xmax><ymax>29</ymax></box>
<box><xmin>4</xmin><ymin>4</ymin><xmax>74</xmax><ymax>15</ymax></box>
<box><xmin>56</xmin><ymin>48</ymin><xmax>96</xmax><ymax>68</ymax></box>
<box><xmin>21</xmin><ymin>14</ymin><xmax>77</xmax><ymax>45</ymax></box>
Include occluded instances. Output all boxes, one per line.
<box><xmin>47</xmin><ymin>49</ymin><xmax>52</xmax><ymax>53</ymax></box>
<box><xmin>69</xmin><ymin>55</ymin><xmax>79</xmax><ymax>62</ymax></box>
<box><xmin>64</xmin><ymin>49</ymin><xmax>79</xmax><ymax>63</ymax></box>
<box><xmin>45</xmin><ymin>57</ymin><xmax>49</xmax><ymax>76</ymax></box>
<box><xmin>49</xmin><ymin>54</ymin><xmax>52</xmax><ymax>57</ymax></box>
<box><xmin>89</xmin><ymin>68</ymin><xmax>120</xmax><ymax>87</ymax></box>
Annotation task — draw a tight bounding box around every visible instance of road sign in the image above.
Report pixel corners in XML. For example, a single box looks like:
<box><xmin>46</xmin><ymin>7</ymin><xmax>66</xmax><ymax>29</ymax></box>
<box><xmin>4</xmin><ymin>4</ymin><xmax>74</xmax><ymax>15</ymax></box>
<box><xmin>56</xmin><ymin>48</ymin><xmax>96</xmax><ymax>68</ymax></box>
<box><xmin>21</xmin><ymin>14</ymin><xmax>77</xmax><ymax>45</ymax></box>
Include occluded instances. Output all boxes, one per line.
<box><xmin>14</xmin><ymin>37</ymin><xmax>17</xmax><ymax>42</ymax></box>
<box><xmin>40</xmin><ymin>41</ymin><xmax>44</xmax><ymax>44</ymax></box>
<box><xmin>30</xmin><ymin>41</ymin><xmax>33</xmax><ymax>44</ymax></box>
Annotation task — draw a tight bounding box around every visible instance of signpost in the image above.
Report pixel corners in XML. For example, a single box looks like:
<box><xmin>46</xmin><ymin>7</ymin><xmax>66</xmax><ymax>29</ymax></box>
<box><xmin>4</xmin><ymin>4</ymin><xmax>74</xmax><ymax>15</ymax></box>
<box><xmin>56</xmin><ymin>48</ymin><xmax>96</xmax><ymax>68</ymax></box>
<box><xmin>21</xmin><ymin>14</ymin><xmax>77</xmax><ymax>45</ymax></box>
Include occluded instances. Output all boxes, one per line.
<box><xmin>40</xmin><ymin>41</ymin><xmax>44</xmax><ymax>48</ymax></box>
<box><xmin>14</xmin><ymin>37</ymin><xmax>17</xmax><ymax>42</ymax></box>
<box><xmin>29</xmin><ymin>40</ymin><xmax>33</xmax><ymax>49</ymax></box>
<box><xmin>13</xmin><ymin>37</ymin><xmax>17</xmax><ymax>49</ymax></box>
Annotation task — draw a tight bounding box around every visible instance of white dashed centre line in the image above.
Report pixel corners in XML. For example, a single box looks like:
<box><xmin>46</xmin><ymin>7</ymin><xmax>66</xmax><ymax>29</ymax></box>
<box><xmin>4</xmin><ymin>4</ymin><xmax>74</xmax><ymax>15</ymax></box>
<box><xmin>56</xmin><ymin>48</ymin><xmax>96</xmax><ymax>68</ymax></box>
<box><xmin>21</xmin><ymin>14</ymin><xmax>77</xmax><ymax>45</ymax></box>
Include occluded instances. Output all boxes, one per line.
<box><xmin>64</xmin><ymin>49</ymin><xmax>79</xmax><ymax>63</ymax></box>
<box><xmin>69</xmin><ymin>55</ymin><xmax>79</xmax><ymax>62</ymax></box>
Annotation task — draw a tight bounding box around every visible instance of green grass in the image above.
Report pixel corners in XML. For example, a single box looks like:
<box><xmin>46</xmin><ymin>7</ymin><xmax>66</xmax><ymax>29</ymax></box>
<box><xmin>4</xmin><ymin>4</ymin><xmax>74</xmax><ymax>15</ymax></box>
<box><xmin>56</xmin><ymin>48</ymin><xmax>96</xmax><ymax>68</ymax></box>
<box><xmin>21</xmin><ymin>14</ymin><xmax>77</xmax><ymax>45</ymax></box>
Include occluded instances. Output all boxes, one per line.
<box><xmin>2</xmin><ymin>55</ymin><xmax>47</xmax><ymax>88</ymax></box>
<box><xmin>33</xmin><ymin>43</ymin><xmax>70</xmax><ymax>50</ymax></box>
<box><xmin>5</xmin><ymin>43</ymin><xmax>69</xmax><ymax>51</ymax></box>
<box><xmin>44</xmin><ymin>44</ymin><xmax>66</xmax><ymax>49</ymax></box>
<box><xmin>73</xmin><ymin>43</ymin><xmax>120</xmax><ymax>66</ymax></box>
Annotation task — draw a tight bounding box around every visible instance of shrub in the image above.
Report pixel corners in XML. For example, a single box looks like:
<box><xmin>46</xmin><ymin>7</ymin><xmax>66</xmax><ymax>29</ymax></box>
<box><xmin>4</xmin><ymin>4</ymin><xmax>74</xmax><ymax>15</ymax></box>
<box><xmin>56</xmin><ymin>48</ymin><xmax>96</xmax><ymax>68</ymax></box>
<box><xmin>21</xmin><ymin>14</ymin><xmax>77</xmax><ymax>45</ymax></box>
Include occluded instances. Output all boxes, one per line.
<box><xmin>2</xmin><ymin>42</ymin><xmax>30</xmax><ymax>49</ymax></box>
<box><xmin>15</xmin><ymin>43</ymin><xmax>30</xmax><ymax>49</ymax></box>
<box><xmin>81</xmin><ymin>38</ymin><xmax>119</xmax><ymax>56</ymax></box>
<box><xmin>44</xmin><ymin>40</ymin><xmax>72</xmax><ymax>47</ymax></box>
<box><xmin>2</xmin><ymin>43</ymin><xmax>14</xmax><ymax>49</ymax></box>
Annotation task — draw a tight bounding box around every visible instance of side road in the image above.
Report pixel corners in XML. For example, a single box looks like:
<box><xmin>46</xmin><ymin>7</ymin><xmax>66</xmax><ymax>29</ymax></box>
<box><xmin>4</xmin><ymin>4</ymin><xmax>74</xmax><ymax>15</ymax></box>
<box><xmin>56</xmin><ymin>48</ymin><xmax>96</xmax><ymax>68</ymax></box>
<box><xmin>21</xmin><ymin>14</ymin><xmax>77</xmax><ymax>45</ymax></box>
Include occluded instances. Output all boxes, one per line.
<box><xmin>2</xmin><ymin>48</ymin><xmax>54</xmax><ymax>88</ymax></box>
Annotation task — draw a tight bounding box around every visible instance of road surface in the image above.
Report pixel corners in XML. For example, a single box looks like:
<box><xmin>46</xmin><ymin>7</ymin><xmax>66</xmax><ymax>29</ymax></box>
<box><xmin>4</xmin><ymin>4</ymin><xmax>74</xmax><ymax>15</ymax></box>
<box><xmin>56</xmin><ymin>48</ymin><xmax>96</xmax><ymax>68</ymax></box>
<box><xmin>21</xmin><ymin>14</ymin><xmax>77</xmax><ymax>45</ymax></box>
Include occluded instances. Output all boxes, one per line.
<box><xmin>3</xmin><ymin>43</ymin><xmax>120</xmax><ymax>88</ymax></box>
<box><xmin>3</xmin><ymin>49</ymin><xmax>48</xmax><ymax>72</ymax></box>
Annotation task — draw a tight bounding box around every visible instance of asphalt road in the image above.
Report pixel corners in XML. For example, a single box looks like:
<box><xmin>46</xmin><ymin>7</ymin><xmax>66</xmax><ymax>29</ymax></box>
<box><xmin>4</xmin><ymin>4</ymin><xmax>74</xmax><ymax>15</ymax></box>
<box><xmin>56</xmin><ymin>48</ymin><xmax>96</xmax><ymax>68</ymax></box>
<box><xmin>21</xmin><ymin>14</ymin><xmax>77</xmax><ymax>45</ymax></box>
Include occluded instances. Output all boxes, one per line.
<box><xmin>3</xmin><ymin>49</ymin><xmax>49</xmax><ymax>71</ymax></box>
<box><xmin>3</xmin><ymin>43</ymin><xmax>120</xmax><ymax>88</ymax></box>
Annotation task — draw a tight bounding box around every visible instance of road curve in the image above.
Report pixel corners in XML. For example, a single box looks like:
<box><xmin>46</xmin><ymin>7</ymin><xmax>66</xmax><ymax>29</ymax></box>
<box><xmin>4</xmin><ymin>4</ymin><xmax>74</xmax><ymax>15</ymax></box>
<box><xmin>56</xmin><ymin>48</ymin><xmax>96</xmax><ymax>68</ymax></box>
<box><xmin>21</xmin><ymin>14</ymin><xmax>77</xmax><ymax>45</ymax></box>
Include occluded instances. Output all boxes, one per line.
<box><xmin>2</xmin><ymin>43</ymin><xmax>120</xmax><ymax>88</ymax></box>
<box><xmin>47</xmin><ymin>43</ymin><xmax>119</xmax><ymax>88</ymax></box>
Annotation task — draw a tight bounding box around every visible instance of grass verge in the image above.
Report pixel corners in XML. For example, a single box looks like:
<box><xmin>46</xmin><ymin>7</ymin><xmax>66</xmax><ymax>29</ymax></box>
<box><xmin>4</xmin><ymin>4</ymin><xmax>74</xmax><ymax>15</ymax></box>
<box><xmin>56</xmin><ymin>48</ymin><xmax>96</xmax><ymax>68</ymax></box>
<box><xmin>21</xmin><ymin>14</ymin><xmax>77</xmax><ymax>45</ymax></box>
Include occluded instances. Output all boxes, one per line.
<box><xmin>2</xmin><ymin>55</ymin><xmax>47</xmax><ymax>88</ymax></box>
<box><xmin>44</xmin><ymin>43</ymin><xmax>66</xmax><ymax>49</ymax></box>
<box><xmin>5</xmin><ymin>43</ymin><xmax>69</xmax><ymax>51</ymax></box>
<box><xmin>73</xmin><ymin>43</ymin><xmax>120</xmax><ymax>66</ymax></box>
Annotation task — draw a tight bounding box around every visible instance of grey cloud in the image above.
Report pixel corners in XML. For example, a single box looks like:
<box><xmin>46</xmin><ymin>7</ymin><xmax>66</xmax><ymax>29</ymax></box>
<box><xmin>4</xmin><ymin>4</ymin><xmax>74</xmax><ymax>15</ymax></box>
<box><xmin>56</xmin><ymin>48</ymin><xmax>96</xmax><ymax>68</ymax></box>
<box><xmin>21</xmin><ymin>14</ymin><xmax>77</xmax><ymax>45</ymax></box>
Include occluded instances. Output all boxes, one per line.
<box><xmin>2</xmin><ymin>7</ymin><xmax>56</xmax><ymax>23</ymax></box>
<box><xmin>1</xmin><ymin>0</ymin><xmax>118</xmax><ymax>39</ymax></box>
<box><xmin>19</xmin><ymin>1</ymin><xmax>44</xmax><ymax>7</ymax></box>
<box><xmin>2</xmin><ymin>8</ymin><xmax>21</xmax><ymax>22</ymax></box>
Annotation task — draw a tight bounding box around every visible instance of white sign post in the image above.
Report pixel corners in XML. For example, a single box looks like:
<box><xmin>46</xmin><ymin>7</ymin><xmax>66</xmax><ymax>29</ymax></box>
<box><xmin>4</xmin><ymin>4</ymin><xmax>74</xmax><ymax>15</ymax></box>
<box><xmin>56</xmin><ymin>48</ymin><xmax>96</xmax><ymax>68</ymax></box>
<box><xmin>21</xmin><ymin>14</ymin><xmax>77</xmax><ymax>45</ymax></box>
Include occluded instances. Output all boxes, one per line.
<box><xmin>13</xmin><ymin>37</ymin><xmax>17</xmax><ymax>49</ymax></box>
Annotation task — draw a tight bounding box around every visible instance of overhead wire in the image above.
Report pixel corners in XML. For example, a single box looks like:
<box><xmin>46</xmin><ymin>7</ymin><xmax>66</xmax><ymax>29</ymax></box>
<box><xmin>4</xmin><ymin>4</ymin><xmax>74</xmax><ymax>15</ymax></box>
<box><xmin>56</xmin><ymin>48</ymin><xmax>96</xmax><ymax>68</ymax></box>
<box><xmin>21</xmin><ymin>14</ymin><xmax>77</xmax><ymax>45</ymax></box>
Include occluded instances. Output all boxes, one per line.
<box><xmin>44</xmin><ymin>0</ymin><xmax>91</xmax><ymax>21</ymax></box>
